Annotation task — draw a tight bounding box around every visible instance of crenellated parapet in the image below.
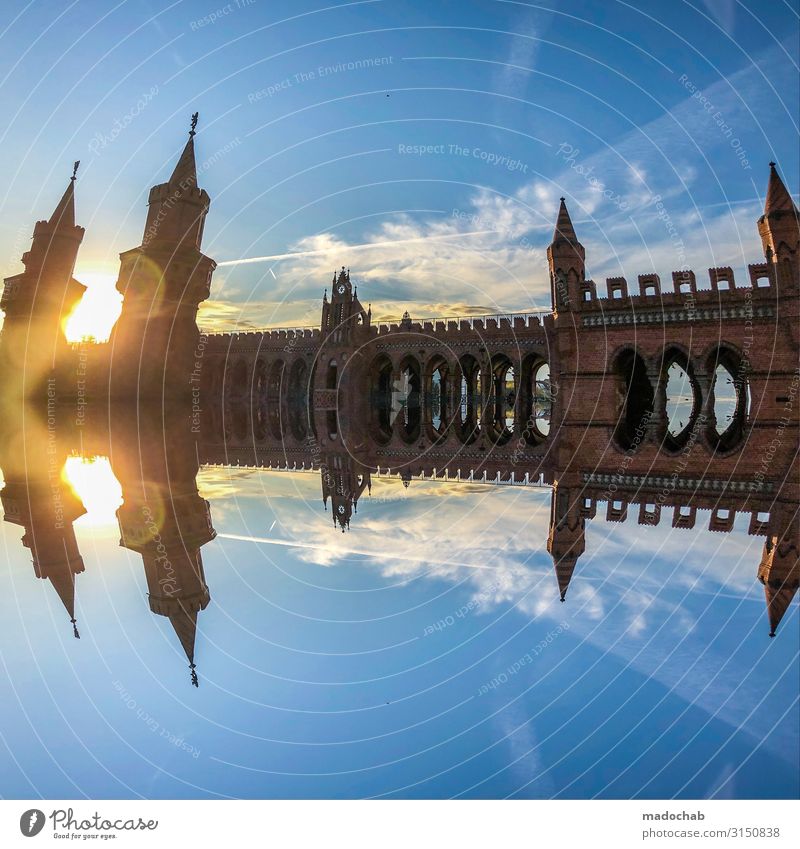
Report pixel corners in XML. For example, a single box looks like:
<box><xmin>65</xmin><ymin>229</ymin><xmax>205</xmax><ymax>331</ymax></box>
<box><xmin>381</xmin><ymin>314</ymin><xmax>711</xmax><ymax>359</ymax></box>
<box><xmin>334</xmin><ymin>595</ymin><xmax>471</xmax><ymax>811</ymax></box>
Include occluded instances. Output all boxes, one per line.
<box><xmin>575</xmin><ymin>265</ymin><xmax>780</xmax><ymax>320</ymax></box>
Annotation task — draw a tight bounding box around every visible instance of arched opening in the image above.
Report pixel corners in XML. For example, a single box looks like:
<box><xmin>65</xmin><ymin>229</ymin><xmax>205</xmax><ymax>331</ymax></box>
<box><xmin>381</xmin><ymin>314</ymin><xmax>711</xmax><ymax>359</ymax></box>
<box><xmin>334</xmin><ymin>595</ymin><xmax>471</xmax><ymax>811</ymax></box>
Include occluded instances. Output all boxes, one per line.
<box><xmin>326</xmin><ymin>358</ymin><xmax>338</xmax><ymax>390</ymax></box>
<box><xmin>253</xmin><ymin>358</ymin><xmax>268</xmax><ymax>442</ymax></box>
<box><xmin>707</xmin><ymin>347</ymin><xmax>748</xmax><ymax>452</ymax></box>
<box><xmin>267</xmin><ymin>360</ymin><xmax>285</xmax><ymax>441</ymax></box>
<box><xmin>531</xmin><ymin>362</ymin><xmax>552</xmax><ymax>438</ymax></box>
<box><xmin>613</xmin><ymin>349</ymin><xmax>654</xmax><ymax>451</ymax></box>
<box><xmin>490</xmin><ymin>355</ymin><xmax>515</xmax><ymax>444</ymax></box>
<box><xmin>426</xmin><ymin>357</ymin><xmax>449</xmax><ymax>440</ymax></box>
<box><xmin>231</xmin><ymin>403</ymin><xmax>248</xmax><ymax>442</ymax></box>
<box><xmin>518</xmin><ymin>356</ymin><xmax>551</xmax><ymax>445</ymax></box>
<box><xmin>308</xmin><ymin>361</ymin><xmax>318</xmax><ymax>440</ymax></box>
<box><xmin>458</xmin><ymin>355</ymin><xmax>482</xmax><ymax>444</ymax></box>
<box><xmin>288</xmin><ymin>359</ymin><xmax>309</xmax><ymax>441</ymax></box>
<box><xmin>228</xmin><ymin>358</ymin><xmax>248</xmax><ymax>401</ymax></box>
<box><xmin>661</xmin><ymin>350</ymin><xmax>700</xmax><ymax>452</ymax></box>
<box><xmin>369</xmin><ymin>355</ymin><xmax>394</xmax><ymax>444</ymax></box>
<box><xmin>397</xmin><ymin>356</ymin><xmax>421</xmax><ymax>443</ymax></box>
<box><xmin>665</xmin><ymin>362</ymin><xmax>697</xmax><ymax>440</ymax></box>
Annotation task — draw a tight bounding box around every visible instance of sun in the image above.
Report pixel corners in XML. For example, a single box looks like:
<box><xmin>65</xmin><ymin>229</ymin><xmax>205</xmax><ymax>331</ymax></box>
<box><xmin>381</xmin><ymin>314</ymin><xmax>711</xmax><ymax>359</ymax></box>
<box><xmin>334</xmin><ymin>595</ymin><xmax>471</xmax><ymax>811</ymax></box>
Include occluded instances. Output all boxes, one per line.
<box><xmin>63</xmin><ymin>263</ymin><xmax>123</xmax><ymax>343</ymax></box>
<box><xmin>62</xmin><ymin>456</ymin><xmax>123</xmax><ymax>528</ymax></box>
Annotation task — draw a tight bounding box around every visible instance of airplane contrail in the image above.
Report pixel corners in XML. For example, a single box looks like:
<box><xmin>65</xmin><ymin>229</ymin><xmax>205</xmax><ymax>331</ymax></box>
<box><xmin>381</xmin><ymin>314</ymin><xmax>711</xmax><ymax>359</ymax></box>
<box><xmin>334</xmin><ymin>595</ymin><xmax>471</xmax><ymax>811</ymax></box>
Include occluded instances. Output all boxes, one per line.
<box><xmin>215</xmin><ymin>531</ymin><xmax>532</xmax><ymax>574</ymax></box>
<box><xmin>216</xmin><ymin>230</ymin><xmax>499</xmax><ymax>267</ymax></box>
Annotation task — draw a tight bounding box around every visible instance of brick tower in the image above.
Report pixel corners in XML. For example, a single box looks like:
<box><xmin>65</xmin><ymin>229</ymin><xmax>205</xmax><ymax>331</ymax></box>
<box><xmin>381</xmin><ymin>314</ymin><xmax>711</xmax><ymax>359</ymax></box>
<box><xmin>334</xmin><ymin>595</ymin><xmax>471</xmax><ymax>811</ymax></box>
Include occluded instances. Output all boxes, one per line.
<box><xmin>109</xmin><ymin>115</ymin><xmax>216</xmax><ymax>399</ymax></box>
<box><xmin>0</xmin><ymin>163</ymin><xmax>85</xmax><ymax>394</ymax></box>
<box><xmin>111</xmin><ymin>408</ymin><xmax>216</xmax><ymax>685</ymax></box>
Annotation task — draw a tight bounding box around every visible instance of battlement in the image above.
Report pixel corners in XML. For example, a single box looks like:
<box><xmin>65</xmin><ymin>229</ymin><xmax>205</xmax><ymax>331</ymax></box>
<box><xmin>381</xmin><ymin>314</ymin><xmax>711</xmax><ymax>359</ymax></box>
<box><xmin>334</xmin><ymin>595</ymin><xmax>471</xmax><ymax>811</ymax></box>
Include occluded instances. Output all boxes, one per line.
<box><xmin>202</xmin><ymin>326</ymin><xmax>322</xmax><ymax>351</ymax></box>
<box><xmin>372</xmin><ymin>310</ymin><xmax>553</xmax><ymax>338</ymax></box>
<box><xmin>576</xmin><ymin>263</ymin><xmax>779</xmax><ymax>313</ymax></box>
<box><xmin>148</xmin><ymin>182</ymin><xmax>207</xmax><ymax>205</ymax></box>
<box><xmin>32</xmin><ymin>217</ymin><xmax>85</xmax><ymax>240</ymax></box>
<box><xmin>576</xmin><ymin>492</ymin><xmax>772</xmax><ymax>536</ymax></box>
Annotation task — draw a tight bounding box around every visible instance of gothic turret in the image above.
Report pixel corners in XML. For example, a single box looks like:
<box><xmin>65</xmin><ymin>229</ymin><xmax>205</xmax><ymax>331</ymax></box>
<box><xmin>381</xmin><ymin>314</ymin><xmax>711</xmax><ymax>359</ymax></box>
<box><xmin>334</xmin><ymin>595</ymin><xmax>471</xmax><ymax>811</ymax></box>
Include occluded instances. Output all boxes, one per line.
<box><xmin>547</xmin><ymin>198</ymin><xmax>585</xmax><ymax>311</ymax></box>
<box><xmin>321</xmin><ymin>452</ymin><xmax>371</xmax><ymax>532</ymax></box>
<box><xmin>111</xmin><ymin>406</ymin><xmax>215</xmax><ymax>686</ymax></box>
<box><xmin>0</xmin><ymin>404</ymin><xmax>87</xmax><ymax>638</ymax></box>
<box><xmin>758</xmin><ymin>162</ymin><xmax>799</xmax><ymax>290</ymax></box>
<box><xmin>110</xmin><ymin>114</ymin><xmax>216</xmax><ymax>398</ymax></box>
<box><xmin>547</xmin><ymin>484</ymin><xmax>585</xmax><ymax>601</ymax></box>
<box><xmin>321</xmin><ymin>267</ymin><xmax>369</xmax><ymax>344</ymax></box>
<box><xmin>0</xmin><ymin>162</ymin><xmax>86</xmax><ymax>388</ymax></box>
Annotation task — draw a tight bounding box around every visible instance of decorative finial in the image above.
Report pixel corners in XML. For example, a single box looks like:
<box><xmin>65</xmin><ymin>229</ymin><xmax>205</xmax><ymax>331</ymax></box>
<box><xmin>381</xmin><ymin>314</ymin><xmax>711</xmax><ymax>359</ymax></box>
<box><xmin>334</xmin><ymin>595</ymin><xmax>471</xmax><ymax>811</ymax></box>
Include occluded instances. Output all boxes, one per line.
<box><xmin>71</xmin><ymin>617</ymin><xmax>80</xmax><ymax>639</ymax></box>
<box><xmin>769</xmin><ymin>161</ymin><xmax>776</xmax><ymax>168</ymax></box>
<box><xmin>190</xmin><ymin>662</ymin><xmax>199</xmax><ymax>687</ymax></box>
<box><xmin>559</xmin><ymin>196</ymin><xmax>565</xmax><ymax>202</ymax></box>
<box><xmin>71</xmin><ymin>161</ymin><xmax>80</xmax><ymax>181</ymax></box>
<box><xmin>190</xmin><ymin>112</ymin><xmax>199</xmax><ymax>137</ymax></box>
<box><xmin>769</xmin><ymin>630</ymin><xmax>776</xmax><ymax>638</ymax></box>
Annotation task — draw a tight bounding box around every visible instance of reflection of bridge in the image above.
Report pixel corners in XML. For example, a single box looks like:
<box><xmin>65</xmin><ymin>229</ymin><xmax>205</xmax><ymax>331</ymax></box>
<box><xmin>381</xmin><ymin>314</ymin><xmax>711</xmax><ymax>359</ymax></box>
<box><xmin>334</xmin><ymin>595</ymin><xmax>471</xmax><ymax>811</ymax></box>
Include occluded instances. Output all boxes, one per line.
<box><xmin>0</xmin><ymin>120</ymin><xmax>797</xmax><ymax>684</ymax></box>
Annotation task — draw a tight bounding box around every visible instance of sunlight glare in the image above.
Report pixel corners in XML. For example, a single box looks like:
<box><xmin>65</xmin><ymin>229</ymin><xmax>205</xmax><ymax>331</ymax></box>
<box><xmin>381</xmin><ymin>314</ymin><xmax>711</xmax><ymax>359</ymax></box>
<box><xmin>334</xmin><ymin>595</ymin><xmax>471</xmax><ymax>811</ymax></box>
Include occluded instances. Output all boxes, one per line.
<box><xmin>63</xmin><ymin>266</ymin><xmax>123</xmax><ymax>343</ymax></box>
<box><xmin>62</xmin><ymin>456</ymin><xmax>123</xmax><ymax>527</ymax></box>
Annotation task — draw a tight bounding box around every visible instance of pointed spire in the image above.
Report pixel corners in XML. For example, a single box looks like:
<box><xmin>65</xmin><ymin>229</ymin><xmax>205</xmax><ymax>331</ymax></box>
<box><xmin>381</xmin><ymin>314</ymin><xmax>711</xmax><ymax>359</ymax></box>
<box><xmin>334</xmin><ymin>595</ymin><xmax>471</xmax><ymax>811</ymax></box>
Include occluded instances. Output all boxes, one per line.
<box><xmin>764</xmin><ymin>162</ymin><xmax>798</xmax><ymax>215</ymax></box>
<box><xmin>764</xmin><ymin>582</ymin><xmax>798</xmax><ymax>637</ymax></box>
<box><xmin>47</xmin><ymin>568</ymin><xmax>79</xmax><ymax>636</ymax></box>
<box><xmin>554</xmin><ymin>553</ymin><xmax>578</xmax><ymax>602</ymax></box>
<box><xmin>168</xmin><ymin>603</ymin><xmax>199</xmax><ymax>669</ymax></box>
<box><xmin>169</xmin><ymin>134</ymin><xmax>197</xmax><ymax>190</ymax></box>
<box><xmin>552</xmin><ymin>197</ymin><xmax>578</xmax><ymax>244</ymax></box>
<box><xmin>48</xmin><ymin>163</ymin><xmax>79</xmax><ymax>230</ymax></box>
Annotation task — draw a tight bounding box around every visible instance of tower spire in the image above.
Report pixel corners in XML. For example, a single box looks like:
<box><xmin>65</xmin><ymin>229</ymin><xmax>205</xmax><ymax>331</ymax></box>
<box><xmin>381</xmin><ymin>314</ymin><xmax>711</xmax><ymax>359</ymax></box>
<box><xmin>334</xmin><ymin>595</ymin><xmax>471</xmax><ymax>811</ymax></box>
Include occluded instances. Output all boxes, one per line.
<box><xmin>554</xmin><ymin>553</ymin><xmax>578</xmax><ymax>602</ymax></box>
<box><xmin>764</xmin><ymin>162</ymin><xmax>798</xmax><ymax>215</ymax></box>
<box><xmin>764</xmin><ymin>582</ymin><xmax>797</xmax><ymax>637</ymax></box>
<box><xmin>552</xmin><ymin>197</ymin><xmax>578</xmax><ymax>245</ymax></box>
<box><xmin>547</xmin><ymin>484</ymin><xmax>586</xmax><ymax>601</ymax></box>
<box><xmin>757</xmin><ymin>162</ymin><xmax>800</xmax><ymax>286</ymax></box>
<box><xmin>47</xmin><ymin>567</ymin><xmax>81</xmax><ymax>639</ymax></box>
<box><xmin>168</xmin><ymin>603</ymin><xmax>201</xmax><ymax>686</ymax></box>
<box><xmin>547</xmin><ymin>198</ymin><xmax>585</xmax><ymax>310</ymax></box>
<box><xmin>48</xmin><ymin>164</ymin><xmax>80</xmax><ymax>230</ymax></box>
<box><xmin>168</xmin><ymin>123</ymin><xmax>198</xmax><ymax>190</ymax></box>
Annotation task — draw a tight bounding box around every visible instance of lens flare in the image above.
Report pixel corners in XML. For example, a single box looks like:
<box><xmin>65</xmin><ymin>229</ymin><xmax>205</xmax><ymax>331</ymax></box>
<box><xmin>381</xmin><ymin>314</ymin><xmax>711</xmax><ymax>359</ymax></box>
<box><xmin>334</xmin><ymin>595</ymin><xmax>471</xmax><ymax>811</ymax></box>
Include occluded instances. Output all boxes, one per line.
<box><xmin>62</xmin><ymin>456</ymin><xmax>123</xmax><ymax>527</ymax></box>
<box><xmin>63</xmin><ymin>266</ymin><xmax>123</xmax><ymax>343</ymax></box>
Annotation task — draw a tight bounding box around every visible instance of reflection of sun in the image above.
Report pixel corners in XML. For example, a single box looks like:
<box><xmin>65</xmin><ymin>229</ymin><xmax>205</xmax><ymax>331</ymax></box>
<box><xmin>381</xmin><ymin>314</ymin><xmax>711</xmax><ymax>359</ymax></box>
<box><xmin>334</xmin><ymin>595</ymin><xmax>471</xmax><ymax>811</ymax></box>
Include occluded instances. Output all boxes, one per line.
<box><xmin>62</xmin><ymin>456</ymin><xmax>123</xmax><ymax>527</ymax></box>
<box><xmin>63</xmin><ymin>264</ymin><xmax>123</xmax><ymax>343</ymax></box>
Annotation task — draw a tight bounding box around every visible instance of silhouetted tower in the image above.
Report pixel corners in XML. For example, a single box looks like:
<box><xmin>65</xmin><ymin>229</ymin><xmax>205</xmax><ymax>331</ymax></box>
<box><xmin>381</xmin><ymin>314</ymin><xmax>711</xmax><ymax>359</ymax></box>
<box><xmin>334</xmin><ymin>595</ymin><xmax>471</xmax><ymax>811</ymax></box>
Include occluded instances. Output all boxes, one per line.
<box><xmin>547</xmin><ymin>198</ymin><xmax>586</xmax><ymax>312</ymax></box>
<box><xmin>112</xmin><ymin>410</ymin><xmax>216</xmax><ymax>685</ymax></box>
<box><xmin>321</xmin><ymin>452</ymin><xmax>371</xmax><ymax>532</ymax></box>
<box><xmin>321</xmin><ymin>267</ymin><xmax>369</xmax><ymax>344</ymax></box>
<box><xmin>547</xmin><ymin>483</ymin><xmax>585</xmax><ymax>602</ymax></box>
<box><xmin>110</xmin><ymin>115</ymin><xmax>215</xmax><ymax>397</ymax></box>
<box><xmin>0</xmin><ymin>409</ymin><xmax>86</xmax><ymax>639</ymax></box>
<box><xmin>0</xmin><ymin>163</ymin><xmax>85</xmax><ymax>389</ymax></box>
<box><xmin>758</xmin><ymin>163</ymin><xmax>800</xmax><ymax>290</ymax></box>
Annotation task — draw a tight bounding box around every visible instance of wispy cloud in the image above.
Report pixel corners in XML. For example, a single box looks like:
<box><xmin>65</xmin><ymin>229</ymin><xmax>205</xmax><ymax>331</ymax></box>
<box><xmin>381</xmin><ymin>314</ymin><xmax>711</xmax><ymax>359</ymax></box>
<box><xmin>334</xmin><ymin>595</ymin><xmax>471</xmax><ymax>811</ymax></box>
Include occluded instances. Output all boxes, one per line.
<box><xmin>204</xmin><ymin>42</ymin><xmax>796</xmax><ymax>332</ymax></box>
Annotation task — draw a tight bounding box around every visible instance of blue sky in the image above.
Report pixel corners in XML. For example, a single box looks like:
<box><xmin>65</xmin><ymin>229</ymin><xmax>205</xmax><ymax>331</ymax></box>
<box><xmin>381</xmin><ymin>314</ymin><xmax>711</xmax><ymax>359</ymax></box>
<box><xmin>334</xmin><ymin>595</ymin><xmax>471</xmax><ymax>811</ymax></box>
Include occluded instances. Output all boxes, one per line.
<box><xmin>0</xmin><ymin>0</ymin><xmax>797</xmax><ymax>329</ymax></box>
<box><xmin>0</xmin><ymin>0</ymin><xmax>798</xmax><ymax>800</ymax></box>
<box><xmin>0</xmin><ymin>467</ymin><xmax>797</xmax><ymax>799</ymax></box>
